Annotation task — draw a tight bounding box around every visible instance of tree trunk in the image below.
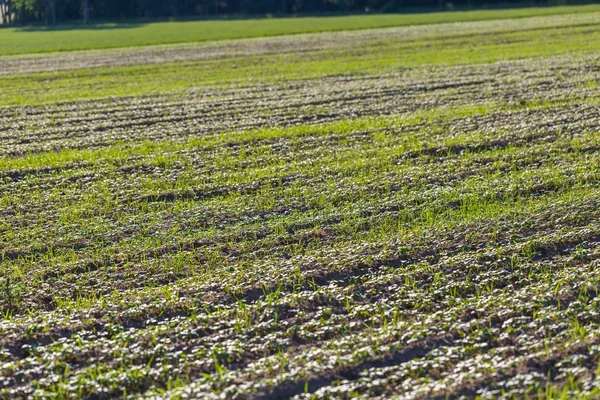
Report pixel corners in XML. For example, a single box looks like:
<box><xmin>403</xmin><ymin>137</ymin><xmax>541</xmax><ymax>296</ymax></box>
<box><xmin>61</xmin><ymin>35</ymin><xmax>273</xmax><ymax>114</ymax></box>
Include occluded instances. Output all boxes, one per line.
<box><xmin>50</xmin><ymin>0</ymin><xmax>56</xmax><ymax>24</ymax></box>
<box><xmin>82</xmin><ymin>0</ymin><xmax>89</xmax><ymax>24</ymax></box>
<box><xmin>19</xmin><ymin>2</ymin><xmax>24</xmax><ymax>24</ymax></box>
<box><xmin>0</xmin><ymin>0</ymin><xmax>13</xmax><ymax>24</ymax></box>
<box><xmin>0</xmin><ymin>0</ymin><xmax>6</xmax><ymax>25</ymax></box>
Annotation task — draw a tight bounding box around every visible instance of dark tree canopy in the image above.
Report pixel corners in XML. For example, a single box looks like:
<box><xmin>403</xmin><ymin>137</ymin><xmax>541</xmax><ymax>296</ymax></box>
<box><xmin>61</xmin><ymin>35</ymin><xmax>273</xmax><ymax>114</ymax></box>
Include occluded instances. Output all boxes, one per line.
<box><xmin>0</xmin><ymin>0</ymin><xmax>588</xmax><ymax>25</ymax></box>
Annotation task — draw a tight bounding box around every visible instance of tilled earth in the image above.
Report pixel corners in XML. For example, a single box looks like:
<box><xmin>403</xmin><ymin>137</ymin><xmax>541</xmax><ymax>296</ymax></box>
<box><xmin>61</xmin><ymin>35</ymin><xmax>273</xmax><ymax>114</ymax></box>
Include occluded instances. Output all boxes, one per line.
<box><xmin>1</xmin><ymin>11</ymin><xmax>600</xmax><ymax>400</ymax></box>
<box><xmin>0</xmin><ymin>11</ymin><xmax>598</xmax><ymax>76</ymax></box>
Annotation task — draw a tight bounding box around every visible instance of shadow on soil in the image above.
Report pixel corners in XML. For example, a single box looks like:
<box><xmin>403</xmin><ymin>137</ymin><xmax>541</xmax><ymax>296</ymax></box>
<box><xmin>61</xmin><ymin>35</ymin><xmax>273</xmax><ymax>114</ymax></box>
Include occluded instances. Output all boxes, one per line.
<box><xmin>16</xmin><ymin>22</ymin><xmax>148</xmax><ymax>31</ymax></box>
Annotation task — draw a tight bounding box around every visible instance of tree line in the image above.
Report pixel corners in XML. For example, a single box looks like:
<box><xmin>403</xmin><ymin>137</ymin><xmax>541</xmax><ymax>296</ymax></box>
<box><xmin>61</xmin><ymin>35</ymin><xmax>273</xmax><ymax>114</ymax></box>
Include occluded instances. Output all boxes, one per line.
<box><xmin>0</xmin><ymin>0</ymin><xmax>582</xmax><ymax>25</ymax></box>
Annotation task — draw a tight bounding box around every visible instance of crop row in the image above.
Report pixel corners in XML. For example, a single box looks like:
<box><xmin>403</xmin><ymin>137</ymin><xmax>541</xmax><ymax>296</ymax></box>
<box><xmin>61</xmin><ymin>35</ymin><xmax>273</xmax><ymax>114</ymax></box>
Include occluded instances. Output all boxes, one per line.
<box><xmin>1</xmin><ymin>53</ymin><xmax>599</xmax><ymax>158</ymax></box>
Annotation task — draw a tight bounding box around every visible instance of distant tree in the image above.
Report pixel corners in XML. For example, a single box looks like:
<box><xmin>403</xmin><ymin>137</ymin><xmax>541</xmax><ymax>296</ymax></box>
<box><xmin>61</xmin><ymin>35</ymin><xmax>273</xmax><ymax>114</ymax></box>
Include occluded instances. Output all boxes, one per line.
<box><xmin>10</xmin><ymin>0</ymin><xmax>41</xmax><ymax>24</ymax></box>
<box><xmin>0</xmin><ymin>0</ymin><xmax>11</xmax><ymax>24</ymax></box>
<box><xmin>82</xmin><ymin>0</ymin><xmax>88</xmax><ymax>22</ymax></box>
<box><xmin>48</xmin><ymin>0</ymin><xmax>56</xmax><ymax>23</ymax></box>
<box><xmin>0</xmin><ymin>0</ymin><xmax>588</xmax><ymax>26</ymax></box>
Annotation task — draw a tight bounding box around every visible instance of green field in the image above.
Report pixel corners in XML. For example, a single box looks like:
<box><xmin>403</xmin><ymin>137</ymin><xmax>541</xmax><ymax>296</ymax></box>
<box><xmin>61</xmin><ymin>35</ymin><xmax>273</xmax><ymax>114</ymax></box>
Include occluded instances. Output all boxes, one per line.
<box><xmin>1</xmin><ymin>7</ymin><xmax>600</xmax><ymax>400</ymax></box>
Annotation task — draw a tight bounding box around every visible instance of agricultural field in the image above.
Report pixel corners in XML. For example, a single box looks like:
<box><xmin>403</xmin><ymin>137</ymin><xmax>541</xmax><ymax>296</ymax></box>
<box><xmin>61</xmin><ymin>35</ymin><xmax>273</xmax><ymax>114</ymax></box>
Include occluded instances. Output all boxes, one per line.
<box><xmin>1</xmin><ymin>4</ymin><xmax>600</xmax><ymax>56</ymax></box>
<box><xmin>1</xmin><ymin>7</ymin><xmax>600</xmax><ymax>399</ymax></box>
